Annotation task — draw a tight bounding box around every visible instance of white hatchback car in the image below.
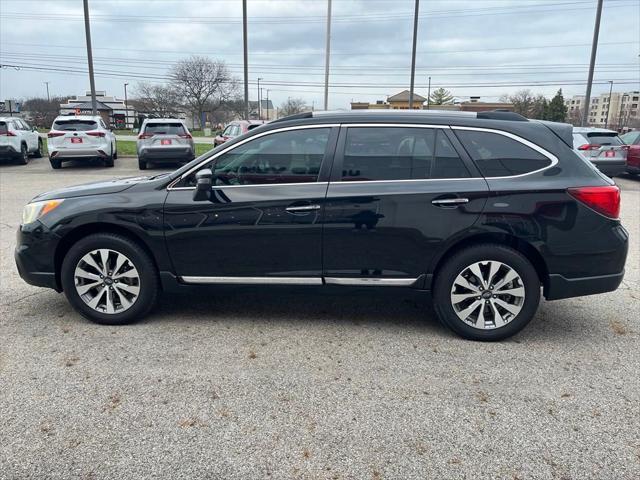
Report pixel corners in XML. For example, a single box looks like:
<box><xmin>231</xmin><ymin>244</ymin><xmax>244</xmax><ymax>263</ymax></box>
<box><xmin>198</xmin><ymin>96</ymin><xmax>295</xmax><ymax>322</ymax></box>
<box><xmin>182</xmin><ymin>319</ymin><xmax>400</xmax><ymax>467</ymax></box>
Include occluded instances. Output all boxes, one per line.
<box><xmin>0</xmin><ymin>117</ymin><xmax>43</xmax><ymax>164</ymax></box>
<box><xmin>47</xmin><ymin>115</ymin><xmax>117</xmax><ymax>169</ymax></box>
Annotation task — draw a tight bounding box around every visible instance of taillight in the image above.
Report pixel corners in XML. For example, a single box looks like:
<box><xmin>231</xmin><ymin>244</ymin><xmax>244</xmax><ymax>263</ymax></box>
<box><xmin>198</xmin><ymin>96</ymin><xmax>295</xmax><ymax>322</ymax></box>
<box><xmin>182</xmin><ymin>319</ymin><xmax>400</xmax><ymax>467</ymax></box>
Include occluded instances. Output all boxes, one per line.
<box><xmin>138</xmin><ymin>133</ymin><xmax>153</xmax><ymax>139</ymax></box>
<box><xmin>568</xmin><ymin>185</ymin><xmax>620</xmax><ymax>219</ymax></box>
<box><xmin>86</xmin><ymin>131</ymin><xmax>106</xmax><ymax>137</ymax></box>
<box><xmin>578</xmin><ymin>144</ymin><xmax>601</xmax><ymax>151</ymax></box>
<box><xmin>179</xmin><ymin>133</ymin><xmax>192</xmax><ymax>139</ymax></box>
<box><xmin>0</xmin><ymin>131</ymin><xmax>16</xmax><ymax>136</ymax></box>
<box><xmin>47</xmin><ymin>132</ymin><xmax>64</xmax><ymax>138</ymax></box>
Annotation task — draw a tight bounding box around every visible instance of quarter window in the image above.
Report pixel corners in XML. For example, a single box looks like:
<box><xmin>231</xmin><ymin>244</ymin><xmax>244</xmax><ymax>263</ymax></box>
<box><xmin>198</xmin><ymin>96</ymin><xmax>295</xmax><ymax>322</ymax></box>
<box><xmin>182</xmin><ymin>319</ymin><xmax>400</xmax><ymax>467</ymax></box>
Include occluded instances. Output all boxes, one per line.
<box><xmin>455</xmin><ymin>130</ymin><xmax>552</xmax><ymax>177</ymax></box>
<box><xmin>189</xmin><ymin>128</ymin><xmax>330</xmax><ymax>186</ymax></box>
<box><xmin>341</xmin><ymin>127</ymin><xmax>470</xmax><ymax>181</ymax></box>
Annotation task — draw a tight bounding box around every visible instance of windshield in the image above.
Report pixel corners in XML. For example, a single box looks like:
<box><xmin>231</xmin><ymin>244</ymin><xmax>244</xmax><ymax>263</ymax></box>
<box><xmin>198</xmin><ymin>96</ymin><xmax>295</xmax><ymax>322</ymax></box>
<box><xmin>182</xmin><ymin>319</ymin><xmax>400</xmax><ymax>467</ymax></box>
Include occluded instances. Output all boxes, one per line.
<box><xmin>53</xmin><ymin>120</ymin><xmax>98</xmax><ymax>131</ymax></box>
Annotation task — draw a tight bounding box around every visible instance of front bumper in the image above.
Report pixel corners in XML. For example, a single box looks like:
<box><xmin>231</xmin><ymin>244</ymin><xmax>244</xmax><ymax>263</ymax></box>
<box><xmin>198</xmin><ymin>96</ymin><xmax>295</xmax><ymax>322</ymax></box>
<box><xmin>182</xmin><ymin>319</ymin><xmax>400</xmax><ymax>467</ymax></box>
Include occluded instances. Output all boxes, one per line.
<box><xmin>14</xmin><ymin>221</ymin><xmax>61</xmax><ymax>291</ymax></box>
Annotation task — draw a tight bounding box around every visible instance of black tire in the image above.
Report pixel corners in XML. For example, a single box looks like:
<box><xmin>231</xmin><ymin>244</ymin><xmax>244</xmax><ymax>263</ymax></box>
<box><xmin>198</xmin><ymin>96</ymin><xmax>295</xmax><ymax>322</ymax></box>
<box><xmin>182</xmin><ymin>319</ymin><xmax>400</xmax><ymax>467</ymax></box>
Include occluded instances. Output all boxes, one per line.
<box><xmin>33</xmin><ymin>139</ymin><xmax>43</xmax><ymax>158</ymax></box>
<box><xmin>113</xmin><ymin>144</ymin><xmax>118</xmax><ymax>160</ymax></box>
<box><xmin>60</xmin><ymin>233</ymin><xmax>159</xmax><ymax>325</ymax></box>
<box><xmin>138</xmin><ymin>159</ymin><xmax>147</xmax><ymax>170</ymax></box>
<box><xmin>104</xmin><ymin>154</ymin><xmax>114</xmax><ymax>167</ymax></box>
<box><xmin>50</xmin><ymin>157</ymin><xmax>62</xmax><ymax>169</ymax></box>
<box><xmin>432</xmin><ymin>244</ymin><xmax>540</xmax><ymax>341</ymax></box>
<box><xmin>17</xmin><ymin>143</ymin><xmax>29</xmax><ymax>165</ymax></box>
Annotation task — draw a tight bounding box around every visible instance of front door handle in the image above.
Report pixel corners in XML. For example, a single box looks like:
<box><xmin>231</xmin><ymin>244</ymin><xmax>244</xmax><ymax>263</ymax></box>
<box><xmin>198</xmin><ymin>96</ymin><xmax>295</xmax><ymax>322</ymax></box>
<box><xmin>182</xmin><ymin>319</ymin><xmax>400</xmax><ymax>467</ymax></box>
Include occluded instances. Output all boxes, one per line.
<box><xmin>431</xmin><ymin>198</ymin><xmax>470</xmax><ymax>206</ymax></box>
<box><xmin>285</xmin><ymin>204</ymin><xmax>321</xmax><ymax>213</ymax></box>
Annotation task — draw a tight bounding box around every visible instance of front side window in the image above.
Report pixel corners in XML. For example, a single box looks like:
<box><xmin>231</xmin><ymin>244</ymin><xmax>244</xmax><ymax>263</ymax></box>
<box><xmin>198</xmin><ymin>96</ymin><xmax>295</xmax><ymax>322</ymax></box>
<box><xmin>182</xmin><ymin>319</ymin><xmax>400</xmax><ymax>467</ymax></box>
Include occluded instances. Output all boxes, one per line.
<box><xmin>455</xmin><ymin>130</ymin><xmax>552</xmax><ymax>177</ymax></box>
<box><xmin>187</xmin><ymin>128</ymin><xmax>330</xmax><ymax>186</ymax></box>
<box><xmin>341</xmin><ymin>127</ymin><xmax>470</xmax><ymax>181</ymax></box>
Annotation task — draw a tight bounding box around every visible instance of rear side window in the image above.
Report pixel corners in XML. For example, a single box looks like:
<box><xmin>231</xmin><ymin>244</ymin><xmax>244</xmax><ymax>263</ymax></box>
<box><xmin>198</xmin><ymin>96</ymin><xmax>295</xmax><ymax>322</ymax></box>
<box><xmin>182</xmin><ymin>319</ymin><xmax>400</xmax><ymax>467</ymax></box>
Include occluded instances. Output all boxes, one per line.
<box><xmin>53</xmin><ymin>120</ymin><xmax>97</xmax><ymax>131</ymax></box>
<box><xmin>455</xmin><ymin>130</ymin><xmax>552</xmax><ymax>177</ymax></box>
<box><xmin>341</xmin><ymin>127</ymin><xmax>470</xmax><ymax>181</ymax></box>
<box><xmin>585</xmin><ymin>133</ymin><xmax>622</xmax><ymax>146</ymax></box>
<box><xmin>144</xmin><ymin>123</ymin><xmax>186</xmax><ymax>135</ymax></box>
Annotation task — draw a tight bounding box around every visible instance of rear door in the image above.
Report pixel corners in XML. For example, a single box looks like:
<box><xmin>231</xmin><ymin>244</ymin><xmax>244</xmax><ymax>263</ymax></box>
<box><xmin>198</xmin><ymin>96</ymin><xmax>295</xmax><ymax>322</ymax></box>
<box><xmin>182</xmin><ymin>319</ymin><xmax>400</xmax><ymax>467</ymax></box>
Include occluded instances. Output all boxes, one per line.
<box><xmin>321</xmin><ymin>124</ymin><xmax>489</xmax><ymax>286</ymax></box>
<box><xmin>50</xmin><ymin>119</ymin><xmax>101</xmax><ymax>151</ymax></box>
<box><xmin>142</xmin><ymin>122</ymin><xmax>190</xmax><ymax>150</ymax></box>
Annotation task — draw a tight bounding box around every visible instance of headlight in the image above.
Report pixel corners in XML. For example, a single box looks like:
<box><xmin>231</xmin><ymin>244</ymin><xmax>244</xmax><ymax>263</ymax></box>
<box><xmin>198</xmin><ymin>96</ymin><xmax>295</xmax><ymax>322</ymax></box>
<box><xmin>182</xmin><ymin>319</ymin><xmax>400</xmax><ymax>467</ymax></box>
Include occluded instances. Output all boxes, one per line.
<box><xmin>22</xmin><ymin>199</ymin><xmax>64</xmax><ymax>225</ymax></box>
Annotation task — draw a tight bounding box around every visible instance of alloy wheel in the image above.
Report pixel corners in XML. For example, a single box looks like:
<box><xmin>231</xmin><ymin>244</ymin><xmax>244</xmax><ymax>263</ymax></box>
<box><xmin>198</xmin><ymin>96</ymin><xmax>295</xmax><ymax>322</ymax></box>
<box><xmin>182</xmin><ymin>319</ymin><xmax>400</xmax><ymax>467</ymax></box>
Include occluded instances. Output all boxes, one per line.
<box><xmin>450</xmin><ymin>260</ymin><xmax>525</xmax><ymax>330</ymax></box>
<box><xmin>74</xmin><ymin>249</ymin><xmax>140</xmax><ymax>314</ymax></box>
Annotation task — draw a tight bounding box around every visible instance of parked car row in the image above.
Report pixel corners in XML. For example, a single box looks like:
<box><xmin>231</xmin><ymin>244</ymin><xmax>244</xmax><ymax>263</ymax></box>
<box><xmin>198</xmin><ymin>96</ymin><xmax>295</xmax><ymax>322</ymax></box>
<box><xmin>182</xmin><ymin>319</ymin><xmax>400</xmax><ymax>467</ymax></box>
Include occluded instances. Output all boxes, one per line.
<box><xmin>0</xmin><ymin>116</ymin><xmax>43</xmax><ymax>164</ymax></box>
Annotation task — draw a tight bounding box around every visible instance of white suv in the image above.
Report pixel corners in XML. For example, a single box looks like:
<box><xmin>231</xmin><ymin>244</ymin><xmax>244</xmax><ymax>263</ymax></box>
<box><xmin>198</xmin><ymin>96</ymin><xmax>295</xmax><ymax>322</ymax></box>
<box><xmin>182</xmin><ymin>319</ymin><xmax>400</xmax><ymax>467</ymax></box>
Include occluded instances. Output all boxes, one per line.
<box><xmin>0</xmin><ymin>117</ymin><xmax>43</xmax><ymax>165</ymax></box>
<box><xmin>47</xmin><ymin>115</ymin><xmax>117</xmax><ymax>169</ymax></box>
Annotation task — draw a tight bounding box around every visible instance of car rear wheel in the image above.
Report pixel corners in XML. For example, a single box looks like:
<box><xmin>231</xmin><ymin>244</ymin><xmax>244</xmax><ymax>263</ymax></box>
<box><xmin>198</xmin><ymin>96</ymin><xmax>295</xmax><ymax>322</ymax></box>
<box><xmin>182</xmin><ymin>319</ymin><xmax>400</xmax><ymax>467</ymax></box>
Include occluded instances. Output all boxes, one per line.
<box><xmin>33</xmin><ymin>139</ymin><xmax>43</xmax><ymax>158</ymax></box>
<box><xmin>61</xmin><ymin>233</ymin><xmax>159</xmax><ymax>325</ymax></box>
<box><xmin>433</xmin><ymin>244</ymin><xmax>540</xmax><ymax>341</ymax></box>
<box><xmin>104</xmin><ymin>153</ymin><xmax>114</xmax><ymax>167</ymax></box>
<box><xmin>113</xmin><ymin>144</ymin><xmax>118</xmax><ymax>159</ymax></box>
<box><xmin>17</xmin><ymin>143</ymin><xmax>29</xmax><ymax>165</ymax></box>
<box><xmin>138</xmin><ymin>159</ymin><xmax>147</xmax><ymax>170</ymax></box>
<box><xmin>50</xmin><ymin>157</ymin><xmax>61</xmax><ymax>169</ymax></box>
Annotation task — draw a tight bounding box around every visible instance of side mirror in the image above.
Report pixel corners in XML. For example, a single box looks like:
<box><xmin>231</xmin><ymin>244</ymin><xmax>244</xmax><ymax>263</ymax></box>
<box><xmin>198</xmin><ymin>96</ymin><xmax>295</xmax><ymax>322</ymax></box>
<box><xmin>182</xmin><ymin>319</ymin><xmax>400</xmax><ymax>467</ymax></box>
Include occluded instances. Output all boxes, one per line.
<box><xmin>32</xmin><ymin>126</ymin><xmax>38</xmax><ymax>132</ymax></box>
<box><xmin>193</xmin><ymin>168</ymin><xmax>212</xmax><ymax>201</ymax></box>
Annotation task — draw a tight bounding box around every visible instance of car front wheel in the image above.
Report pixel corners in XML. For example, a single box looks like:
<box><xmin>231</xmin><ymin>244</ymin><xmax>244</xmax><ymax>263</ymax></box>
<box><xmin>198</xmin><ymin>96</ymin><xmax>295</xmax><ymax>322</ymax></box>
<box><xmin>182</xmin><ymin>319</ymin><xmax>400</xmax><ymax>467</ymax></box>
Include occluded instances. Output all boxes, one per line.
<box><xmin>433</xmin><ymin>244</ymin><xmax>540</xmax><ymax>341</ymax></box>
<box><xmin>61</xmin><ymin>233</ymin><xmax>159</xmax><ymax>325</ymax></box>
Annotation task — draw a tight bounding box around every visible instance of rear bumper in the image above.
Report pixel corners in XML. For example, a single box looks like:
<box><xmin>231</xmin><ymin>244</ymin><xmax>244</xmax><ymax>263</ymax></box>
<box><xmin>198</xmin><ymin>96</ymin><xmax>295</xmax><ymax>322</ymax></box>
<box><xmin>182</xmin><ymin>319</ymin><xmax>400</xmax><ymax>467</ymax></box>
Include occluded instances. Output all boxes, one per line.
<box><xmin>14</xmin><ymin>221</ymin><xmax>61</xmax><ymax>291</ymax></box>
<box><xmin>545</xmin><ymin>271</ymin><xmax>624</xmax><ymax>300</ymax></box>
<box><xmin>139</xmin><ymin>147</ymin><xmax>194</xmax><ymax>162</ymax></box>
<box><xmin>50</xmin><ymin>148</ymin><xmax>107</xmax><ymax>159</ymax></box>
<box><xmin>591</xmin><ymin>160</ymin><xmax>627</xmax><ymax>176</ymax></box>
<box><xmin>0</xmin><ymin>145</ymin><xmax>20</xmax><ymax>158</ymax></box>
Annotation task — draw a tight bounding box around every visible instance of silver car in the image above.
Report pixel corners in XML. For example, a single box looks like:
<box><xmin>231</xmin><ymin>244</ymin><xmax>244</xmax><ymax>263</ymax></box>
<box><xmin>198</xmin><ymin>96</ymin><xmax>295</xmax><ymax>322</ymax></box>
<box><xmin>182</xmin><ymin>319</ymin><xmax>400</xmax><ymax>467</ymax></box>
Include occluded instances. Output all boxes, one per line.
<box><xmin>136</xmin><ymin>119</ymin><xmax>195</xmax><ymax>170</ymax></box>
<box><xmin>572</xmin><ymin>127</ymin><xmax>627</xmax><ymax>177</ymax></box>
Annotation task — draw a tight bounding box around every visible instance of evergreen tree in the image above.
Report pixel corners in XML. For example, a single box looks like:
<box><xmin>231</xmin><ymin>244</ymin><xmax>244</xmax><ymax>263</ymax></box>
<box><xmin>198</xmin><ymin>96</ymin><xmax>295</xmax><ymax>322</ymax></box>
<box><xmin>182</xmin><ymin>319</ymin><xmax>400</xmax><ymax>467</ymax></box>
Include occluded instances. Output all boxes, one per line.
<box><xmin>429</xmin><ymin>88</ymin><xmax>454</xmax><ymax>105</ymax></box>
<box><xmin>547</xmin><ymin>89</ymin><xmax>568</xmax><ymax>122</ymax></box>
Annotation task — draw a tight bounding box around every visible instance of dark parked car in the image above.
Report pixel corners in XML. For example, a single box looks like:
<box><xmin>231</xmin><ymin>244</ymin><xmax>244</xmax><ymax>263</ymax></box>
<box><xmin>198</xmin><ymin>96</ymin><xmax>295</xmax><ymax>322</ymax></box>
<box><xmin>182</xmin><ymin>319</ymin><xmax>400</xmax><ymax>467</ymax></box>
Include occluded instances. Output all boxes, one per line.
<box><xmin>620</xmin><ymin>130</ymin><xmax>640</xmax><ymax>175</ymax></box>
<box><xmin>213</xmin><ymin>120</ymin><xmax>264</xmax><ymax>146</ymax></box>
<box><xmin>15</xmin><ymin>110</ymin><xmax>628</xmax><ymax>341</ymax></box>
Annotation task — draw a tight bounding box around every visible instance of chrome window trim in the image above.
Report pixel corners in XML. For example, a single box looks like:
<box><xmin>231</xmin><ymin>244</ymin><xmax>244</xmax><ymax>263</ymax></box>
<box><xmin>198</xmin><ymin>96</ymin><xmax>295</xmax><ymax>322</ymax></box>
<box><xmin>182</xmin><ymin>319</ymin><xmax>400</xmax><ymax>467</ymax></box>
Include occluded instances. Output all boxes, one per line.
<box><xmin>168</xmin><ymin>123</ymin><xmax>339</xmax><ymax>190</ymax></box>
<box><xmin>329</xmin><ymin>178</ymin><xmax>480</xmax><ymax>185</ymax></box>
<box><xmin>324</xmin><ymin>277</ymin><xmax>418</xmax><ymax>286</ymax></box>
<box><xmin>180</xmin><ymin>276</ymin><xmax>323</xmax><ymax>285</ymax></box>
<box><xmin>342</xmin><ymin>123</ymin><xmax>449</xmax><ymax>129</ymax></box>
<box><xmin>168</xmin><ymin>181</ymin><xmax>329</xmax><ymax>191</ymax></box>
<box><xmin>451</xmin><ymin>126</ymin><xmax>559</xmax><ymax>179</ymax></box>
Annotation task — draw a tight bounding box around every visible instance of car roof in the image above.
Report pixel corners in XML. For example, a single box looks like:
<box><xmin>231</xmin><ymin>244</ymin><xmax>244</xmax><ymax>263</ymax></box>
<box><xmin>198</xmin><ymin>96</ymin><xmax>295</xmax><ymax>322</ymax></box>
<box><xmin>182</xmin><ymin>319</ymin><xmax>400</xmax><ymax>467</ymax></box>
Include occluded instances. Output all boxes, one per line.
<box><xmin>142</xmin><ymin>118</ymin><xmax>186</xmax><ymax>123</ymax></box>
<box><xmin>573</xmin><ymin>127</ymin><xmax>618</xmax><ymax>134</ymax></box>
<box><xmin>0</xmin><ymin>117</ymin><xmax>27</xmax><ymax>122</ymax></box>
<box><xmin>53</xmin><ymin>115</ymin><xmax>102</xmax><ymax>121</ymax></box>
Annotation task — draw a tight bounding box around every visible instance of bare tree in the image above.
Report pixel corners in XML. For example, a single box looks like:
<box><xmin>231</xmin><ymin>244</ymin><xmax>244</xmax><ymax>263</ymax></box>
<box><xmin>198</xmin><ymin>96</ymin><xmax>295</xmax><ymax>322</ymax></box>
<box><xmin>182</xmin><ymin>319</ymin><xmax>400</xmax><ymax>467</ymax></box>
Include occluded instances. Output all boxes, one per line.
<box><xmin>22</xmin><ymin>96</ymin><xmax>70</xmax><ymax>127</ymax></box>
<box><xmin>170</xmin><ymin>56</ymin><xmax>237</xmax><ymax>129</ymax></box>
<box><xmin>567</xmin><ymin>107</ymin><xmax>583</xmax><ymax>126</ymax></box>
<box><xmin>505</xmin><ymin>89</ymin><xmax>536</xmax><ymax>116</ymax></box>
<box><xmin>280</xmin><ymin>97</ymin><xmax>306</xmax><ymax>117</ymax></box>
<box><xmin>134</xmin><ymin>82</ymin><xmax>182</xmax><ymax>117</ymax></box>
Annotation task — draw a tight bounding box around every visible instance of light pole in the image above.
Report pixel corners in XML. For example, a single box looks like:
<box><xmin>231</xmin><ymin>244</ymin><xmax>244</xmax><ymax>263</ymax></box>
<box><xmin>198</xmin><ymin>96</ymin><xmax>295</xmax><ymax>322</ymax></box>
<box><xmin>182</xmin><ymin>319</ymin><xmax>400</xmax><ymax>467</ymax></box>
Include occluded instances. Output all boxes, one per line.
<box><xmin>408</xmin><ymin>0</ymin><xmax>420</xmax><ymax>109</ymax></box>
<box><xmin>604</xmin><ymin>80</ymin><xmax>613</xmax><ymax>129</ymax></box>
<box><xmin>582</xmin><ymin>0</ymin><xmax>603</xmax><ymax>126</ymax></box>
<box><xmin>323</xmin><ymin>0</ymin><xmax>332</xmax><ymax>110</ymax></box>
<box><xmin>123</xmin><ymin>82</ymin><xmax>129</xmax><ymax>129</ymax></box>
<box><xmin>82</xmin><ymin>0</ymin><xmax>98</xmax><ymax>115</ymax></box>
<box><xmin>265</xmin><ymin>89</ymin><xmax>270</xmax><ymax>120</ymax></box>
<box><xmin>257</xmin><ymin>77</ymin><xmax>263</xmax><ymax>119</ymax></box>
<box><xmin>44</xmin><ymin>82</ymin><xmax>50</xmax><ymax>102</ymax></box>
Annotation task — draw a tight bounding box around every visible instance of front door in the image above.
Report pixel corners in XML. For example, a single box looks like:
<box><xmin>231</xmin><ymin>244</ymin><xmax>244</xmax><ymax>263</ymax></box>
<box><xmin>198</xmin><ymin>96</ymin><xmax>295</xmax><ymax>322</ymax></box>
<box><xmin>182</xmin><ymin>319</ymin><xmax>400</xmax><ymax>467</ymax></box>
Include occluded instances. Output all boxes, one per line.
<box><xmin>322</xmin><ymin>125</ymin><xmax>489</xmax><ymax>285</ymax></box>
<box><xmin>164</xmin><ymin>126</ymin><xmax>338</xmax><ymax>282</ymax></box>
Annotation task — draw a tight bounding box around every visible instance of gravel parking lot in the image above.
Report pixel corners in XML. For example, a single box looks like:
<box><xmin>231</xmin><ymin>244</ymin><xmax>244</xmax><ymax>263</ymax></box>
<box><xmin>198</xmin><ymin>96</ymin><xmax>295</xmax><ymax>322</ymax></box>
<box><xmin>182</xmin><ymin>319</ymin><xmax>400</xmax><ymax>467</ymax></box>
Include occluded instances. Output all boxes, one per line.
<box><xmin>1</xmin><ymin>156</ymin><xmax>638</xmax><ymax>479</ymax></box>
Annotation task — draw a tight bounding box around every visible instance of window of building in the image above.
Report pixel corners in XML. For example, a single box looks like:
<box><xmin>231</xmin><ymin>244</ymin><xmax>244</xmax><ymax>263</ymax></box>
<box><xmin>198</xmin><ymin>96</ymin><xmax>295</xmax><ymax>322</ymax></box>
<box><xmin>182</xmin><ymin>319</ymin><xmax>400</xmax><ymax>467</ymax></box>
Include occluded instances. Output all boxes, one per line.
<box><xmin>341</xmin><ymin>127</ymin><xmax>470</xmax><ymax>181</ymax></box>
<box><xmin>455</xmin><ymin>130</ymin><xmax>552</xmax><ymax>177</ymax></box>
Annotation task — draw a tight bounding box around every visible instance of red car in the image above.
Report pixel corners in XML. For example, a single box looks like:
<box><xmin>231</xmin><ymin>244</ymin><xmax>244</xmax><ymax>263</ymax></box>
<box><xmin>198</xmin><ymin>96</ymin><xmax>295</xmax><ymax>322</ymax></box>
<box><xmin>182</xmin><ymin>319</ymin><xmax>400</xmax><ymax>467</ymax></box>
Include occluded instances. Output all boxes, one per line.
<box><xmin>620</xmin><ymin>130</ymin><xmax>640</xmax><ymax>175</ymax></box>
<box><xmin>213</xmin><ymin>120</ymin><xmax>265</xmax><ymax>146</ymax></box>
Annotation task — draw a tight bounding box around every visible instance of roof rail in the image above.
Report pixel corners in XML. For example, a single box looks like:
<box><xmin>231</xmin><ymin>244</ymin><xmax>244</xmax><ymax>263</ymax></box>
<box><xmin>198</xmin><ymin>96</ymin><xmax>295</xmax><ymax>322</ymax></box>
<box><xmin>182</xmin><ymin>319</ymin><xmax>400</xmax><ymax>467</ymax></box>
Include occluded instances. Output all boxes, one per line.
<box><xmin>270</xmin><ymin>111</ymin><xmax>313</xmax><ymax>123</ymax></box>
<box><xmin>477</xmin><ymin>110</ymin><xmax>528</xmax><ymax>122</ymax></box>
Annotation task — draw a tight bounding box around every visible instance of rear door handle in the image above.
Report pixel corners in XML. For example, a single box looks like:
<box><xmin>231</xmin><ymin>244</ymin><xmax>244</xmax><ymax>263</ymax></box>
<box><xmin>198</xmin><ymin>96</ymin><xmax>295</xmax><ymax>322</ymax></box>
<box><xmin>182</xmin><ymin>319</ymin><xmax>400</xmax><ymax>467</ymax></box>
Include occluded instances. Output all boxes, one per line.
<box><xmin>286</xmin><ymin>204</ymin><xmax>321</xmax><ymax>213</ymax></box>
<box><xmin>432</xmin><ymin>198</ymin><xmax>469</xmax><ymax>206</ymax></box>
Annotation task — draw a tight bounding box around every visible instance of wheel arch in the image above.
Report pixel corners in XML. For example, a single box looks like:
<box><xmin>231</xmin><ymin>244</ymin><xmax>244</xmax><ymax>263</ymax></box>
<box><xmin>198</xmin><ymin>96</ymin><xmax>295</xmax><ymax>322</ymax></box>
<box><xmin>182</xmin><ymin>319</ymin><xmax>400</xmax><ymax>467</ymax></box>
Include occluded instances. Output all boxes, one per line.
<box><xmin>54</xmin><ymin>222</ymin><xmax>160</xmax><ymax>291</ymax></box>
<box><xmin>429</xmin><ymin>232</ymin><xmax>549</xmax><ymax>291</ymax></box>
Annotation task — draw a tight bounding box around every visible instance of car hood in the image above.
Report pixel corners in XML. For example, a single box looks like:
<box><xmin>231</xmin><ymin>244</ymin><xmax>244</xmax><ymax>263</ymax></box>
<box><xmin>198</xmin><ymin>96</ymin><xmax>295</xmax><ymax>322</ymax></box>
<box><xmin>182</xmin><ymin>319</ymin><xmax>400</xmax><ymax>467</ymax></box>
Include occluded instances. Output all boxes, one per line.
<box><xmin>31</xmin><ymin>176</ymin><xmax>150</xmax><ymax>202</ymax></box>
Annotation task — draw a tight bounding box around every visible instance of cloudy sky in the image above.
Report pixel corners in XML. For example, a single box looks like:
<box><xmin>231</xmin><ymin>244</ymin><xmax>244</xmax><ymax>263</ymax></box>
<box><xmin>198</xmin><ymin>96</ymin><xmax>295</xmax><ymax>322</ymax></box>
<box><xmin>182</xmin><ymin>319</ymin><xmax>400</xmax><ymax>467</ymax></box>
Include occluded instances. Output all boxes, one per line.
<box><xmin>0</xmin><ymin>0</ymin><xmax>638</xmax><ymax>110</ymax></box>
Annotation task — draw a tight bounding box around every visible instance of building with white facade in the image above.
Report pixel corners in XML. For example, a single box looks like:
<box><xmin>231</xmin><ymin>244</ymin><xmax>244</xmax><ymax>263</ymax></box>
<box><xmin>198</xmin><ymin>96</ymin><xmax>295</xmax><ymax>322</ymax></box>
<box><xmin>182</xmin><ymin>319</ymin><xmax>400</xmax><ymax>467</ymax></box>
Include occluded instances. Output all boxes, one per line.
<box><xmin>565</xmin><ymin>91</ymin><xmax>639</xmax><ymax>130</ymax></box>
<box><xmin>59</xmin><ymin>91</ymin><xmax>136</xmax><ymax>129</ymax></box>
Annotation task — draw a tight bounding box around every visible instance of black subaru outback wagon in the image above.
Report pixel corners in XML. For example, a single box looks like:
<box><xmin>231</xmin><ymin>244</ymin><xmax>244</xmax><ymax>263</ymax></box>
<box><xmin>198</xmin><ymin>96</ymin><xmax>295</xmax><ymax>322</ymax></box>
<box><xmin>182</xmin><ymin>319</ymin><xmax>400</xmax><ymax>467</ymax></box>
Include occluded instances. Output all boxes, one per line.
<box><xmin>15</xmin><ymin>110</ymin><xmax>628</xmax><ymax>341</ymax></box>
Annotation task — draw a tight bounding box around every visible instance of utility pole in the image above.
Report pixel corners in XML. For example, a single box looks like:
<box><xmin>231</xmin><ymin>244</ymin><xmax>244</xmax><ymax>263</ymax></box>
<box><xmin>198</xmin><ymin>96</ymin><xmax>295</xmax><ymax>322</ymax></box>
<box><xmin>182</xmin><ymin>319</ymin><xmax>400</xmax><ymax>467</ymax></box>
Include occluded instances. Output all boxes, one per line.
<box><xmin>408</xmin><ymin>0</ymin><xmax>420</xmax><ymax>109</ymax></box>
<box><xmin>427</xmin><ymin>76</ymin><xmax>431</xmax><ymax>110</ymax></box>
<box><xmin>323</xmin><ymin>0</ymin><xmax>332</xmax><ymax>110</ymax></box>
<box><xmin>604</xmin><ymin>80</ymin><xmax>613</xmax><ymax>129</ymax></box>
<box><xmin>242</xmin><ymin>0</ymin><xmax>249</xmax><ymax>120</ymax></box>
<box><xmin>44</xmin><ymin>82</ymin><xmax>50</xmax><ymax>102</ymax></box>
<box><xmin>83</xmin><ymin>0</ymin><xmax>98</xmax><ymax>115</ymax></box>
<box><xmin>123</xmin><ymin>82</ymin><xmax>129</xmax><ymax>129</ymax></box>
<box><xmin>257</xmin><ymin>77</ymin><xmax>263</xmax><ymax>120</ymax></box>
<box><xmin>266</xmin><ymin>89</ymin><xmax>270</xmax><ymax>120</ymax></box>
<box><xmin>581</xmin><ymin>0</ymin><xmax>603</xmax><ymax>127</ymax></box>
